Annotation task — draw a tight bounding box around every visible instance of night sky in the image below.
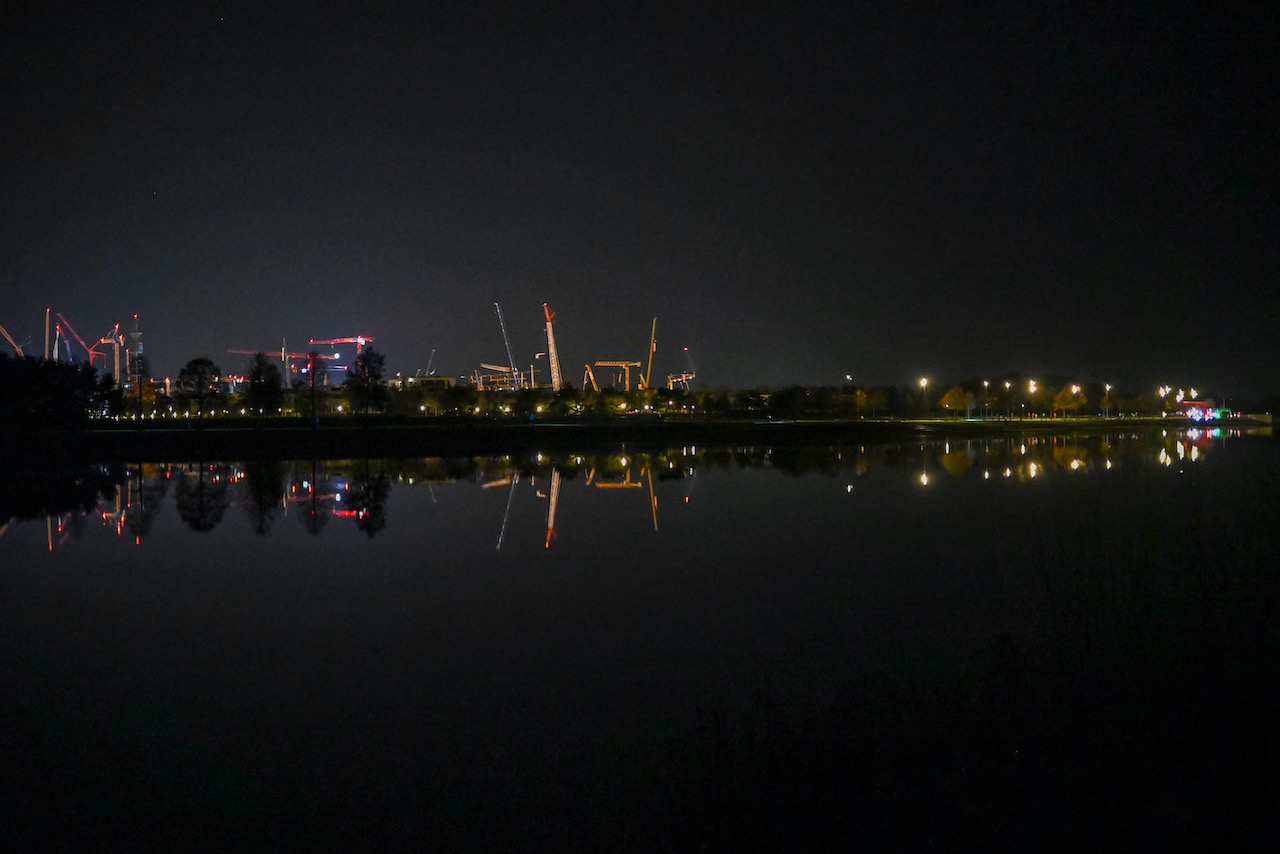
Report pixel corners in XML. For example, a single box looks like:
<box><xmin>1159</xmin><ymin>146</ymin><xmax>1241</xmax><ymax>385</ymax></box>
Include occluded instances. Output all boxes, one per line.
<box><xmin>3</xmin><ymin>1</ymin><xmax>1277</xmax><ymax>398</ymax></box>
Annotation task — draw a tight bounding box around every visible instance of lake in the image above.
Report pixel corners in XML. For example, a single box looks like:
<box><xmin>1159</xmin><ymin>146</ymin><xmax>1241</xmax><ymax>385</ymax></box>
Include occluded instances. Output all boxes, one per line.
<box><xmin>2</xmin><ymin>426</ymin><xmax>1277</xmax><ymax>848</ymax></box>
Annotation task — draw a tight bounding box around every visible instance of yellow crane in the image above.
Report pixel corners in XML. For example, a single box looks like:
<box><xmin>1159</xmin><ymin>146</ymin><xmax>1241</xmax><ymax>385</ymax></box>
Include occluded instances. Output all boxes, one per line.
<box><xmin>0</xmin><ymin>321</ymin><xmax>24</xmax><ymax>356</ymax></box>
<box><xmin>593</xmin><ymin>360</ymin><xmax>642</xmax><ymax>391</ymax></box>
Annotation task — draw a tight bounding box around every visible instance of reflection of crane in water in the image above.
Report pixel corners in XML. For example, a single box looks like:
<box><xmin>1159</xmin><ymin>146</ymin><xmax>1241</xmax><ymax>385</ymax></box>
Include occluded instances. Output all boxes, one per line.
<box><xmin>584</xmin><ymin>455</ymin><xmax>659</xmax><ymax>533</ymax></box>
<box><xmin>488</xmin><ymin>454</ymin><xmax>664</xmax><ymax>550</ymax></box>
<box><xmin>545</xmin><ymin>469</ymin><xmax>561</xmax><ymax>548</ymax></box>
<box><xmin>494</xmin><ymin>472</ymin><xmax>520</xmax><ymax>550</ymax></box>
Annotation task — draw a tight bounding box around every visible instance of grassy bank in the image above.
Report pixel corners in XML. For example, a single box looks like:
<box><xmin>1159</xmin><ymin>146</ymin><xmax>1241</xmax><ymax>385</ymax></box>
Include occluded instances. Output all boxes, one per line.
<box><xmin>3</xmin><ymin>414</ymin><xmax>1270</xmax><ymax>463</ymax></box>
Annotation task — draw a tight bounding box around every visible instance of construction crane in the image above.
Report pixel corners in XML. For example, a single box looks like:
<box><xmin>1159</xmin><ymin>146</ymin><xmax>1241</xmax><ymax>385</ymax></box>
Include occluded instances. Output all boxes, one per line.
<box><xmin>308</xmin><ymin>335</ymin><xmax>374</xmax><ymax>354</ymax></box>
<box><xmin>667</xmin><ymin>345</ymin><xmax>696</xmax><ymax>390</ymax></box>
<box><xmin>55</xmin><ymin>312</ymin><xmax>102</xmax><ymax>366</ymax></box>
<box><xmin>667</xmin><ymin>372</ymin><xmax>696</xmax><ymax>391</ymax></box>
<box><xmin>99</xmin><ymin>324</ymin><xmax>123</xmax><ymax>380</ymax></box>
<box><xmin>594</xmin><ymin>360</ymin><xmax>642</xmax><ymax>391</ymax></box>
<box><xmin>494</xmin><ymin>303</ymin><xmax>521</xmax><ymax>389</ymax></box>
<box><xmin>638</xmin><ymin>318</ymin><xmax>657</xmax><ymax>390</ymax></box>
<box><xmin>230</xmin><ymin>344</ymin><xmax>334</xmax><ymax>369</ymax></box>
<box><xmin>583</xmin><ymin>364</ymin><xmax>600</xmax><ymax>392</ymax></box>
<box><xmin>0</xmin><ymin>322</ymin><xmax>23</xmax><ymax>356</ymax></box>
<box><xmin>543</xmin><ymin>304</ymin><xmax>563</xmax><ymax>391</ymax></box>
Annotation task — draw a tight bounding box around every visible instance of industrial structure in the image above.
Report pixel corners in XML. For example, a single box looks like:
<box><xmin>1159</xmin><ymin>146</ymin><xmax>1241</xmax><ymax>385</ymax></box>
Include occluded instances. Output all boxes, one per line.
<box><xmin>4</xmin><ymin>299</ymin><xmax>694</xmax><ymax>401</ymax></box>
<box><xmin>228</xmin><ymin>342</ymin><xmax>335</xmax><ymax>383</ymax></box>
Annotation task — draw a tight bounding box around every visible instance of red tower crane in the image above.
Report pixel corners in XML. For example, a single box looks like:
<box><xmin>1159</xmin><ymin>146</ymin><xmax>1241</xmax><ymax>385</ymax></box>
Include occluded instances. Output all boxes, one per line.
<box><xmin>55</xmin><ymin>312</ymin><xmax>103</xmax><ymax>366</ymax></box>
<box><xmin>308</xmin><ymin>335</ymin><xmax>374</xmax><ymax>354</ymax></box>
<box><xmin>228</xmin><ymin>346</ymin><xmax>334</xmax><ymax>376</ymax></box>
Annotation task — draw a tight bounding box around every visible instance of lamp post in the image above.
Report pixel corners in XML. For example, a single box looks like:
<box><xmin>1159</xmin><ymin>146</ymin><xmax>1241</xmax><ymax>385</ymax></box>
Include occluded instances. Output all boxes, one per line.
<box><xmin>920</xmin><ymin>377</ymin><xmax>928</xmax><ymax>419</ymax></box>
<box><xmin>1028</xmin><ymin>379</ymin><xmax>1037</xmax><ymax>419</ymax></box>
<box><xmin>1071</xmin><ymin>384</ymin><xmax>1080</xmax><ymax>418</ymax></box>
<box><xmin>1104</xmin><ymin>383</ymin><xmax>1111</xmax><ymax>418</ymax></box>
<box><xmin>1004</xmin><ymin>380</ymin><xmax>1011</xmax><ymax>419</ymax></box>
<box><xmin>982</xmin><ymin>380</ymin><xmax>989</xmax><ymax>419</ymax></box>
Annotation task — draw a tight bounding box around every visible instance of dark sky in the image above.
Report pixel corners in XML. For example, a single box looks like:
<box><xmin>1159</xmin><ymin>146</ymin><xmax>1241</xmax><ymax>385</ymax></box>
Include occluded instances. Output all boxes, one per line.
<box><xmin>3</xmin><ymin>1</ymin><xmax>1277</xmax><ymax>397</ymax></box>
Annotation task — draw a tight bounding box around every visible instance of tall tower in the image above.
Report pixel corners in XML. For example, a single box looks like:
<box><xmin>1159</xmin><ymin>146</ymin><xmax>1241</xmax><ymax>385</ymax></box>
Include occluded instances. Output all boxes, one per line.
<box><xmin>128</xmin><ymin>314</ymin><xmax>143</xmax><ymax>382</ymax></box>
<box><xmin>543</xmin><ymin>303</ymin><xmax>563</xmax><ymax>392</ymax></box>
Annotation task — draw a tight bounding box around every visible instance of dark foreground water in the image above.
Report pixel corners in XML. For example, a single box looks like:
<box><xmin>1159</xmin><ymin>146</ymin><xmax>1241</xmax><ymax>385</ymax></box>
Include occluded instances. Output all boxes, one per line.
<box><xmin>2</xmin><ymin>428</ymin><xmax>1278</xmax><ymax>848</ymax></box>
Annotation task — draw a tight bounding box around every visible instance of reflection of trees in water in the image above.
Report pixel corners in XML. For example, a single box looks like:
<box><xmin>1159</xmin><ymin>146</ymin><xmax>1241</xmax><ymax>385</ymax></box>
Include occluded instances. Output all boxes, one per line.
<box><xmin>242</xmin><ymin>458</ymin><xmax>284</xmax><ymax>535</ymax></box>
<box><xmin>349</xmin><ymin>460</ymin><xmax>391</xmax><ymax>538</ymax></box>
<box><xmin>174</xmin><ymin>463</ymin><xmax>231</xmax><ymax>532</ymax></box>
<box><xmin>125</xmin><ymin>464</ymin><xmax>170</xmax><ymax>541</ymax></box>
<box><xmin>295</xmin><ymin>459</ymin><xmax>329</xmax><ymax>536</ymax></box>
<box><xmin>0</xmin><ymin>463</ymin><xmax>120</xmax><ymax>523</ymax></box>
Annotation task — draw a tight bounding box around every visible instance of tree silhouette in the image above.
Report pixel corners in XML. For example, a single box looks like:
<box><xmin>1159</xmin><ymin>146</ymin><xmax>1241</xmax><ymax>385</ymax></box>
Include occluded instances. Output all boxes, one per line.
<box><xmin>1053</xmin><ymin>385</ymin><xmax>1088</xmax><ymax>417</ymax></box>
<box><xmin>940</xmin><ymin>386</ymin><xmax>973</xmax><ymax>419</ymax></box>
<box><xmin>178</xmin><ymin>357</ymin><xmax>221</xmax><ymax>418</ymax></box>
<box><xmin>345</xmin><ymin>347</ymin><xmax>387</xmax><ymax>415</ymax></box>
<box><xmin>244</xmin><ymin>352</ymin><xmax>284</xmax><ymax>415</ymax></box>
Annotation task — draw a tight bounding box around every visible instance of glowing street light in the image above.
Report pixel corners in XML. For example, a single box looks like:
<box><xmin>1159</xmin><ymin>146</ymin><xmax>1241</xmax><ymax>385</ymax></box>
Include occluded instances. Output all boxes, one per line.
<box><xmin>1004</xmin><ymin>380</ymin><xmax>1011</xmax><ymax>419</ymax></box>
<box><xmin>1104</xmin><ymin>383</ymin><xmax>1112</xmax><ymax>418</ymax></box>
<box><xmin>982</xmin><ymin>380</ymin><xmax>989</xmax><ymax>419</ymax></box>
<box><xmin>919</xmin><ymin>377</ymin><xmax>929</xmax><ymax>418</ymax></box>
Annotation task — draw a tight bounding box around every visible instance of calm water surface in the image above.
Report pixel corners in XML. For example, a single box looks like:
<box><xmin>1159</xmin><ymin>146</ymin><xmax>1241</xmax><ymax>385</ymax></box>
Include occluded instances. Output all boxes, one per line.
<box><xmin>2</xmin><ymin>429</ymin><xmax>1277</xmax><ymax>847</ymax></box>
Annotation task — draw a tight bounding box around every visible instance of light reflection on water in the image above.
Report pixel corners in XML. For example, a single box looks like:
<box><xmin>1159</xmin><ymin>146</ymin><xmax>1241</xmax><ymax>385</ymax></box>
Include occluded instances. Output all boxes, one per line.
<box><xmin>1</xmin><ymin>427</ymin><xmax>1277</xmax><ymax>848</ymax></box>
<box><xmin>0</xmin><ymin>427</ymin><xmax>1254</xmax><ymax>550</ymax></box>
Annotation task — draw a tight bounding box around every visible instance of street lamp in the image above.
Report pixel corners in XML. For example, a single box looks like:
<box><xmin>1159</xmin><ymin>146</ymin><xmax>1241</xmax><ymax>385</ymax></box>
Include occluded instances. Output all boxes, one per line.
<box><xmin>1004</xmin><ymin>380</ymin><xmax>1011</xmax><ymax>419</ymax></box>
<box><xmin>919</xmin><ymin>377</ymin><xmax>928</xmax><ymax>419</ymax></box>
<box><xmin>1104</xmin><ymin>383</ymin><xmax>1112</xmax><ymax>418</ymax></box>
<box><xmin>982</xmin><ymin>380</ymin><xmax>989</xmax><ymax>419</ymax></box>
<box><xmin>1070</xmin><ymin>384</ymin><xmax>1080</xmax><ymax>418</ymax></box>
<box><xmin>1027</xmin><ymin>379</ymin><xmax>1037</xmax><ymax>418</ymax></box>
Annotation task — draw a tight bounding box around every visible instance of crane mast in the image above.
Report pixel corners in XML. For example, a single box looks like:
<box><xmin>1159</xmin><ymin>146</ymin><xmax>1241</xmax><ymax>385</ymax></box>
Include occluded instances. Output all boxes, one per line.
<box><xmin>640</xmin><ymin>317</ymin><xmax>656</xmax><ymax>390</ymax></box>
<box><xmin>543</xmin><ymin>303</ymin><xmax>563</xmax><ymax>391</ymax></box>
<box><xmin>0</xmin><ymin>322</ymin><xmax>23</xmax><ymax>356</ymax></box>
<box><xmin>494</xmin><ymin>303</ymin><xmax>520</xmax><ymax>389</ymax></box>
<box><xmin>99</xmin><ymin>324</ymin><xmax>123</xmax><ymax>380</ymax></box>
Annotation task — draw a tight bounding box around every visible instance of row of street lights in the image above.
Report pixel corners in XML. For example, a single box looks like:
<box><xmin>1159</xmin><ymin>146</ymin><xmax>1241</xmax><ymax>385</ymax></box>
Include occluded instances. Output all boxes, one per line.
<box><xmin>912</xmin><ymin>376</ymin><xmax>1117</xmax><ymax>420</ymax></box>
<box><xmin>856</xmin><ymin>375</ymin><xmax>1207</xmax><ymax>419</ymax></box>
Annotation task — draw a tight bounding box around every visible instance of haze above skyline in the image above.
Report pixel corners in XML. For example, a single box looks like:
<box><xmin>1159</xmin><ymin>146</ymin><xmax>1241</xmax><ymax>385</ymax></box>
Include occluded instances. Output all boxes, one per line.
<box><xmin>3</xmin><ymin>2</ymin><xmax>1276</xmax><ymax>398</ymax></box>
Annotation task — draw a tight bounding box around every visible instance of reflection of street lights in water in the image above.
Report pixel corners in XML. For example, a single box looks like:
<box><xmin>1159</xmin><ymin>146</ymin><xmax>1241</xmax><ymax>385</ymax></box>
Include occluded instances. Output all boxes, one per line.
<box><xmin>920</xmin><ymin>443</ymin><xmax>928</xmax><ymax>485</ymax></box>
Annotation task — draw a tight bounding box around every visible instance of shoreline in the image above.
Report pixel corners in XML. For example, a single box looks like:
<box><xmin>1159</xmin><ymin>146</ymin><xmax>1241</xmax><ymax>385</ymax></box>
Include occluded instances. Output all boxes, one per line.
<box><xmin>4</xmin><ymin>415</ymin><xmax>1271</xmax><ymax>462</ymax></box>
